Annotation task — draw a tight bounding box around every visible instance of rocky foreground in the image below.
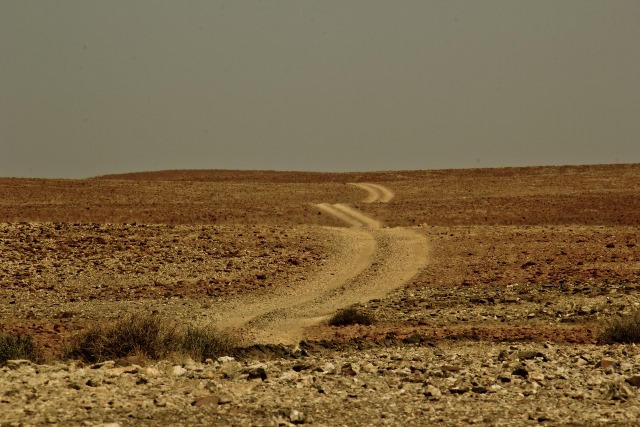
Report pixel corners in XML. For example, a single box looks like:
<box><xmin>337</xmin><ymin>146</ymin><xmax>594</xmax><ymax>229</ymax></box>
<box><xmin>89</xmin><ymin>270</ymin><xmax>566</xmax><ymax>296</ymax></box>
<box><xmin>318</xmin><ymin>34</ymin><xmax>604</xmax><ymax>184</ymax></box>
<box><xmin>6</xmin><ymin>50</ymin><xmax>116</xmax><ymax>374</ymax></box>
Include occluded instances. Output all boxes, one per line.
<box><xmin>2</xmin><ymin>341</ymin><xmax>640</xmax><ymax>426</ymax></box>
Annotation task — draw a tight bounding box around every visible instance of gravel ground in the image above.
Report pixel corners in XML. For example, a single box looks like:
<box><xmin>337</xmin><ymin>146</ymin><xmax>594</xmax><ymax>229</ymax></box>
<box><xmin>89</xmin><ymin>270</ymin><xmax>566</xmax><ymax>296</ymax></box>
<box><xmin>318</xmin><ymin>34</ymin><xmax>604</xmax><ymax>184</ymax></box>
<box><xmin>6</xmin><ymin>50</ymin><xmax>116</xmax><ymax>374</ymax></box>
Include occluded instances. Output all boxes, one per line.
<box><xmin>2</xmin><ymin>341</ymin><xmax>640</xmax><ymax>426</ymax></box>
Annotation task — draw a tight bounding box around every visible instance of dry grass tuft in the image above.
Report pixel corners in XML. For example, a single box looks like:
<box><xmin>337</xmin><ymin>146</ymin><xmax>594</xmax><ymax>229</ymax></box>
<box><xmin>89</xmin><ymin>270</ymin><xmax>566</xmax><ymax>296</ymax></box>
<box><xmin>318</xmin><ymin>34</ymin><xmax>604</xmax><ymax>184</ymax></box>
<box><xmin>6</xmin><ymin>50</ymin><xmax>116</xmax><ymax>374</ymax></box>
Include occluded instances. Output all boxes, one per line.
<box><xmin>598</xmin><ymin>309</ymin><xmax>640</xmax><ymax>344</ymax></box>
<box><xmin>65</xmin><ymin>313</ymin><xmax>238</xmax><ymax>363</ymax></box>
<box><xmin>328</xmin><ymin>307</ymin><xmax>375</xmax><ymax>327</ymax></box>
<box><xmin>0</xmin><ymin>333</ymin><xmax>45</xmax><ymax>365</ymax></box>
<box><xmin>181</xmin><ymin>322</ymin><xmax>239</xmax><ymax>361</ymax></box>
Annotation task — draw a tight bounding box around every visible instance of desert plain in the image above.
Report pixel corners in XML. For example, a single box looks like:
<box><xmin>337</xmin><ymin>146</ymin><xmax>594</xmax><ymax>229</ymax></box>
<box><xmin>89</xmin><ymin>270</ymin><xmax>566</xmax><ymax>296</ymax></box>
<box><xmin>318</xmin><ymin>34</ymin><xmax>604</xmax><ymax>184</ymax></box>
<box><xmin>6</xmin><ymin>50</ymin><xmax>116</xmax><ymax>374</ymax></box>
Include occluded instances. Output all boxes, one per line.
<box><xmin>1</xmin><ymin>164</ymin><xmax>640</xmax><ymax>426</ymax></box>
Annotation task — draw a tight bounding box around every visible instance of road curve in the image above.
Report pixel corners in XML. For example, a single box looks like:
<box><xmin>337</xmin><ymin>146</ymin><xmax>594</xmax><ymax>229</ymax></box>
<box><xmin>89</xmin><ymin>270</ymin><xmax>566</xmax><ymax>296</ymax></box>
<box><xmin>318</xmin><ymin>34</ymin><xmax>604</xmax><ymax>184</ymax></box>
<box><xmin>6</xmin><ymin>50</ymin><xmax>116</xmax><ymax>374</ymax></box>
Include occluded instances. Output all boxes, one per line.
<box><xmin>349</xmin><ymin>183</ymin><xmax>395</xmax><ymax>203</ymax></box>
<box><xmin>246</xmin><ymin>226</ymin><xmax>428</xmax><ymax>343</ymax></box>
<box><xmin>315</xmin><ymin>203</ymin><xmax>382</xmax><ymax>228</ymax></box>
<box><xmin>212</xmin><ymin>183</ymin><xmax>428</xmax><ymax>344</ymax></box>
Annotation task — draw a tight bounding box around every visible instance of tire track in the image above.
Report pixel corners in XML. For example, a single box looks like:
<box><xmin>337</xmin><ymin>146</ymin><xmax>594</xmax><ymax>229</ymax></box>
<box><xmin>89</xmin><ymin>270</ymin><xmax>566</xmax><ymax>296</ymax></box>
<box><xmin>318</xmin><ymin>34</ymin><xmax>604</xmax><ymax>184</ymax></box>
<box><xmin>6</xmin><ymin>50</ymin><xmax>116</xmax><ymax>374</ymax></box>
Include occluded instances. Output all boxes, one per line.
<box><xmin>214</xmin><ymin>183</ymin><xmax>428</xmax><ymax>344</ymax></box>
<box><xmin>315</xmin><ymin>203</ymin><xmax>367</xmax><ymax>228</ymax></box>
<box><xmin>349</xmin><ymin>182</ymin><xmax>395</xmax><ymax>203</ymax></box>
<box><xmin>326</xmin><ymin>203</ymin><xmax>382</xmax><ymax>228</ymax></box>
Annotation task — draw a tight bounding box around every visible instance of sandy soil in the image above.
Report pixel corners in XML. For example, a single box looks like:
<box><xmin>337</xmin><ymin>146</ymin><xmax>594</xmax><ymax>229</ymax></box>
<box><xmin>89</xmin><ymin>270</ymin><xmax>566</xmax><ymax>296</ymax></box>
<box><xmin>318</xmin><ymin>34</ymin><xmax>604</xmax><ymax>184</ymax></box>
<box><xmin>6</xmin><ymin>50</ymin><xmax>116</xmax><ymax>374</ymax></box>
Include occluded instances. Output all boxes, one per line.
<box><xmin>2</xmin><ymin>164</ymin><xmax>640</xmax><ymax>425</ymax></box>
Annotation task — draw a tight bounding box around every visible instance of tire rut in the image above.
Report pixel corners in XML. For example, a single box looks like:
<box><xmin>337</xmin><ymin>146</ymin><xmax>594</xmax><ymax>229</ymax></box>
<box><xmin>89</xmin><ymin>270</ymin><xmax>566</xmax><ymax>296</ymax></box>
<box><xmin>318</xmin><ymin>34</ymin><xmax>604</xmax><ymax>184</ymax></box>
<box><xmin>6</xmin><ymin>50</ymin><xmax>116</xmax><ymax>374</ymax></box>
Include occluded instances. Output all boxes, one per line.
<box><xmin>349</xmin><ymin>182</ymin><xmax>395</xmax><ymax>203</ymax></box>
<box><xmin>215</xmin><ymin>183</ymin><xmax>428</xmax><ymax>344</ymax></box>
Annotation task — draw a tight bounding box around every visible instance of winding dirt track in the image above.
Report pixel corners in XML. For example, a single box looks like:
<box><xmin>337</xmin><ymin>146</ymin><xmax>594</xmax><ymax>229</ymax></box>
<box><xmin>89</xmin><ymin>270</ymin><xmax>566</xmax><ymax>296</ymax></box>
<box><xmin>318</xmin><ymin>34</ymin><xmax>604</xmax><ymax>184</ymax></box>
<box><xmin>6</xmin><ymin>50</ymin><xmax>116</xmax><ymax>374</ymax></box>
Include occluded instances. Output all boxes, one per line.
<box><xmin>213</xmin><ymin>183</ymin><xmax>428</xmax><ymax>344</ymax></box>
<box><xmin>349</xmin><ymin>182</ymin><xmax>395</xmax><ymax>203</ymax></box>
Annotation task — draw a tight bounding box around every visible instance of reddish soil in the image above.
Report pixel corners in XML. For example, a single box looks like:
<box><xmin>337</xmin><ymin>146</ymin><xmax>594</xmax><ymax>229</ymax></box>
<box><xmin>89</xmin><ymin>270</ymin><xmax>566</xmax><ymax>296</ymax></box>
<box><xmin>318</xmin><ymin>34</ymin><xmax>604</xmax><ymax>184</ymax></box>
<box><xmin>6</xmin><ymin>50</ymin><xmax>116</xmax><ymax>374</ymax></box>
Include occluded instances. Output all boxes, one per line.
<box><xmin>1</xmin><ymin>163</ymin><xmax>639</xmax><ymax>355</ymax></box>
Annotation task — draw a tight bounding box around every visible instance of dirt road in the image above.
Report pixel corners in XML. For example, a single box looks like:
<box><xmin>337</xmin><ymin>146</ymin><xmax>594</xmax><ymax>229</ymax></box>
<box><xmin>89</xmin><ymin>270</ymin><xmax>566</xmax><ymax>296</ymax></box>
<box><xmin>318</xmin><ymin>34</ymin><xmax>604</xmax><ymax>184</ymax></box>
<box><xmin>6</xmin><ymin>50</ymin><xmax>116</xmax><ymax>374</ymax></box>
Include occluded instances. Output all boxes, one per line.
<box><xmin>214</xmin><ymin>183</ymin><xmax>429</xmax><ymax>344</ymax></box>
<box><xmin>349</xmin><ymin>182</ymin><xmax>395</xmax><ymax>203</ymax></box>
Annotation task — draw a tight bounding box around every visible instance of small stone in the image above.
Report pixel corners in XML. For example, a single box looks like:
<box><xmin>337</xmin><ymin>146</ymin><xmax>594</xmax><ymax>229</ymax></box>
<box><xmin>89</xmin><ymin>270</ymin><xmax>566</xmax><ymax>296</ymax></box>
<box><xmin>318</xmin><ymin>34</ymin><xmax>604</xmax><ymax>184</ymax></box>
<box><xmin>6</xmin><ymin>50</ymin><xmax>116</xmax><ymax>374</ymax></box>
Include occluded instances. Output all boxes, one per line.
<box><xmin>321</xmin><ymin>362</ymin><xmax>336</xmax><ymax>374</ymax></box>
<box><xmin>361</xmin><ymin>362</ymin><xmax>377</xmax><ymax>373</ymax></box>
<box><xmin>604</xmin><ymin>382</ymin><xmax>634</xmax><ymax>400</ymax></box>
<box><xmin>441</xmin><ymin>364</ymin><xmax>462</xmax><ymax>372</ymax></box>
<box><xmin>172</xmin><ymin>365</ymin><xmax>187</xmax><ymax>376</ymax></box>
<box><xmin>247</xmin><ymin>367</ymin><xmax>267</xmax><ymax>381</ymax></box>
<box><xmin>145</xmin><ymin>367</ymin><xmax>161</xmax><ymax>376</ymax></box>
<box><xmin>218</xmin><ymin>393</ymin><xmax>233</xmax><ymax>404</ymax></box>
<box><xmin>517</xmin><ymin>351</ymin><xmax>547</xmax><ymax>361</ymax></box>
<box><xmin>292</xmin><ymin>363</ymin><xmax>311</xmax><ymax>372</ymax></box>
<box><xmin>512</xmin><ymin>367</ymin><xmax>529</xmax><ymax>378</ymax></box>
<box><xmin>488</xmin><ymin>384</ymin><xmax>503</xmax><ymax>393</ymax></box>
<box><xmin>85</xmin><ymin>378</ymin><xmax>101</xmax><ymax>387</ymax></box>
<box><xmin>424</xmin><ymin>384</ymin><xmax>442</xmax><ymax>398</ymax></box>
<box><xmin>341</xmin><ymin>363</ymin><xmax>359</xmax><ymax>376</ymax></box>
<box><xmin>472</xmin><ymin>385</ymin><xmax>488</xmax><ymax>394</ymax></box>
<box><xmin>289</xmin><ymin>409</ymin><xmax>305</xmax><ymax>424</ymax></box>
<box><xmin>529</xmin><ymin>371</ymin><xmax>545</xmax><ymax>382</ymax></box>
<box><xmin>114</xmin><ymin>355</ymin><xmax>147</xmax><ymax>367</ymax></box>
<box><xmin>217</xmin><ymin>356</ymin><xmax>235</xmax><ymax>363</ymax></box>
<box><xmin>575</xmin><ymin>357</ymin><xmax>589</xmax><ymax>366</ymax></box>
<box><xmin>596</xmin><ymin>359</ymin><xmax>616</xmax><ymax>369</ymax></box>
<box><xmin>220</xmin><ymin>361</ymin><xmax>242</xmax><ymax>379</ymax></box>
<box><xmin>449</xmin><ymin>386</ymin><xmax>469</xmax><ymax>395</ymax></box>
<box><xmin>626</xmin><ymin>376</ymin><xmax>640</xmax><ymax>388</ymax></box>
<box><xmin>192</xmin><ymin>395</ymin><xmax>219</xmax><ymax>407</ymax></box>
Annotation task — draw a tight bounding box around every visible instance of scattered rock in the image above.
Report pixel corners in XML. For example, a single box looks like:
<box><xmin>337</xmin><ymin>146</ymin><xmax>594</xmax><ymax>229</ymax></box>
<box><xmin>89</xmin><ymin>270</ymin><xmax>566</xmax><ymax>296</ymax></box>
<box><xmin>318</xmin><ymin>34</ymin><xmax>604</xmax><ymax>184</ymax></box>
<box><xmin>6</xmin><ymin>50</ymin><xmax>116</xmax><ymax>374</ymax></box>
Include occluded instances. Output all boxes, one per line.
<box><xmin>512</xmin><ymin>367</ymin><xmax>529</xmax><ymax>378</ymax></box>
<box><xmin>424</xmin><ymin>384</ymin><xmax>442</xmax><ymax>399</ymax></box>
<box><xmin>529</xmin><ymin>371</ymin><xmax>545</xmax><ymax>382</ymax></box>
<box><xmin>449</xmin><ymin>386</ymin><xmax>470</xmax><ymax>395</ymax></box>
<box><xmin>626</xmin><ymin>376</ymin><xmax>640</xmax><ymax>388</ymax></box>
<box><xmin>172</xmin><ymin>365</ymin><xmax>187</xmax><ymax>376</ymax></box>
<box><xmin>114</xmin><ymin>355</ymin><xmax>147</xmax><ymax>367</ymax></box>
<box><xmin>604</xmin><ymin>381</ymin><xmax>635</xmax><ymax>401</ymax></box>
<box><xmin>517</xmin><ymin>351</ymin><xmax>547</xmax><ymax>361</ymax></box>
<box><xmin>247</xmin><ymin>367</ymin><xmax>267</xmax><ymax>381</ymax></box>
<box><xmin>341</xmin><ymin>363</ymin><xmax>359</xmax><ymax>376</ymax></box>
<box><xmin>192</xmin><ymin>395</ymin><xmax>220</xmax><ymax>407</ymax></box>
<box><xmin>595</xmin><ymin>359</ymin><xmax>615</xmax><ymax>369</ymax></box>
<box><xmin>220</xmin><ymin>361</ymin><xmax>243</xmax><ymax>379</ymax></box>
<box><xmin>289</xmin><ymin>409</ymin><xmax>306</xmax><ymax>424</ymax></box>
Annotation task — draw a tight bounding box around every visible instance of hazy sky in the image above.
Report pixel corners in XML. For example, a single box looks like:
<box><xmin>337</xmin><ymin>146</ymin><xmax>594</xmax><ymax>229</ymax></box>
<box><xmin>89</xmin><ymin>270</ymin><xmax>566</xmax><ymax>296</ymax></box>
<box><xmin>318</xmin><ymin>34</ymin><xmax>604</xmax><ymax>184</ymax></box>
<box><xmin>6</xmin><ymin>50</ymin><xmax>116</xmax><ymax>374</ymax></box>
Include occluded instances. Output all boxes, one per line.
<box><xmin>2</xmin><ymin>1</ymin><xmax>639</xmax><ymax>178</ymax></box>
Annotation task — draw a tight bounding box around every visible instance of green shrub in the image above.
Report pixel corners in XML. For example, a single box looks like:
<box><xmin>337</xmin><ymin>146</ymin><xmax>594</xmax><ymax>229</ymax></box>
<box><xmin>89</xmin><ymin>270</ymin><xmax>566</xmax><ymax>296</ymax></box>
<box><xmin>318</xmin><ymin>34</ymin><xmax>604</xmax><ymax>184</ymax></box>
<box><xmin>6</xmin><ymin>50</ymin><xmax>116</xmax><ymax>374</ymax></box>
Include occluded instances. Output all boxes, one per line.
<box><xmin>598</xmin><ymin>309</ymin><xmax>640</xmax><ymax>344</ymax></box>
<box><xmin>328</xmin><ymin>307</ymin><xmax>375</xmax><ymax>327</ymax></box>
<box><xmin>65</xmin><ymin>313</ymin><xmax>237</xmax><ymax>363</ymax></box>
<box><xmin>0</xmin><ymin>333</ymin><xmax>44</xmax><ymax>365</ymax></box>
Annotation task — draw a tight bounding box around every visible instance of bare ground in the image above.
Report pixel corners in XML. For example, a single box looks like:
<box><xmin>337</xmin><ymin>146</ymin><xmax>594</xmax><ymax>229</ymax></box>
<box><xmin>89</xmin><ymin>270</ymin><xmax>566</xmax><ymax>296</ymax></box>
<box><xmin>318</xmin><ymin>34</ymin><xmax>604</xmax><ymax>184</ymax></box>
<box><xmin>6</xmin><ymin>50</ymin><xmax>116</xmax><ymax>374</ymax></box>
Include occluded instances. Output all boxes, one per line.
<box><xmin>2</xmin><ymin>164</ymin><xmax>640</xmax><ymax>425</ymax></box>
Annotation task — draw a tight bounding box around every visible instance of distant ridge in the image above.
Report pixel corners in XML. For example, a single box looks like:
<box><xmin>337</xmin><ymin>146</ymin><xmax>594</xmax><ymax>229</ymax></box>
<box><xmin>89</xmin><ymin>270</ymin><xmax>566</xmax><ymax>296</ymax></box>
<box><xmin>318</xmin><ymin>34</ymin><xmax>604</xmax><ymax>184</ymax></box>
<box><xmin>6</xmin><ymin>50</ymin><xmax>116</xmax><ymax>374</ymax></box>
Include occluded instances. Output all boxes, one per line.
<box><xmin>92</xmin><ymin>164</ymin><xmax>638</xmax><ymax>183</ymax></box>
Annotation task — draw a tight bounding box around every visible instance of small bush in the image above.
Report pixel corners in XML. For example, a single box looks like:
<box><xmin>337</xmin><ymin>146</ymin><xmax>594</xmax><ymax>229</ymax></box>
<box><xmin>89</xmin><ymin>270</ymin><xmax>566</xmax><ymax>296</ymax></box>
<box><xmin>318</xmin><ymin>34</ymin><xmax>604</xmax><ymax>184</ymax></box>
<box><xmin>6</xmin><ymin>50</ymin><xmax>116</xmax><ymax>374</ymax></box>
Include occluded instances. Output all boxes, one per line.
<box><xmin>65</xmin><ymin>313</ymin><xmax>181</xmax><ymax>363</ymax></box>
<box><xmin>181</xmin><ymin>323</ymin><xmax>238</xmax><ymax>361</ymax></box>
<box><xmin>328</xmin><ymin>307</ymin><xmax>375</xmax><ymax>327</ymax></box>
<box><xmin>598</xmin><ymin>309</ymin><xmax>640</xmax><ymax>344</ymax></box>
<box><xmin>0</xmin><ymin>333</ymin><xmax>44</xmax><ymax>365</ymax></box>
<box><xmin>65</xmin><ymin>313</ymin><xmax>237</xmax><ymax>363</ymax></box>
